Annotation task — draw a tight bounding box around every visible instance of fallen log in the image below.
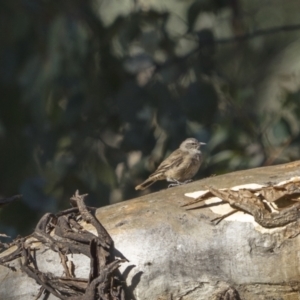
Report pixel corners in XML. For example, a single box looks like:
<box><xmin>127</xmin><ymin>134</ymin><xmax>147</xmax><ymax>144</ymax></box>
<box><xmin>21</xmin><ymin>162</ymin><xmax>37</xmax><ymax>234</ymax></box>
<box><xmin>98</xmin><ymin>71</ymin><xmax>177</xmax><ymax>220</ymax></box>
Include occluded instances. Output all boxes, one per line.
<box><xmin>1</xmin><ymin>160</ymin><xmax>300</xmax><ymax>299</ymax></box>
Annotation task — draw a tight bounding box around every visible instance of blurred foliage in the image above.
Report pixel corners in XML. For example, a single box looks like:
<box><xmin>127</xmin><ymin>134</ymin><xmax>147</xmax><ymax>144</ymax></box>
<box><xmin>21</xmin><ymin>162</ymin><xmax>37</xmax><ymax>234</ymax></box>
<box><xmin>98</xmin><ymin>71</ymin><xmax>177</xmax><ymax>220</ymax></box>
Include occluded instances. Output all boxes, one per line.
<box><xmin>1</xmin><ymin>0</ymin><xmax>300</xmax><ymax>237</ymax></box>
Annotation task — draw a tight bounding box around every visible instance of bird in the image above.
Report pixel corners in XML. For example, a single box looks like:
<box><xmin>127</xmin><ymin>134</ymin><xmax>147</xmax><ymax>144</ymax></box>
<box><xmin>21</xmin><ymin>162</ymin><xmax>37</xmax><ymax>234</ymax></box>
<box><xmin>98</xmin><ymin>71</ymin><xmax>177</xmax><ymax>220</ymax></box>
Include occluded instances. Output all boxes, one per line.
<box><xmin>135</xmin><ymin>138</ymin><xmax>206</xmax><ymax>190</ymax></box>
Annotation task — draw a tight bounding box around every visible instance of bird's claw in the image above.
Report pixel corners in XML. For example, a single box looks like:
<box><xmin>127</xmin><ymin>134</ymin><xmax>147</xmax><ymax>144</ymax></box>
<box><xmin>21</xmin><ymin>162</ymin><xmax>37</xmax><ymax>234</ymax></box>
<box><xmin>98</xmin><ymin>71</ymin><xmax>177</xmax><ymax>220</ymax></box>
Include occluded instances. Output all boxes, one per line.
<box><xmin>168</xmin><ymin>183</ymin><xmax>178</xmax><ymax>188</ymax></box>
<box><xmin>183</xmin><ymin>179</ymin><xmax>192</xmax><ymax>184</ymax></box>
<box><xmin>168</xmin><ymin>179</ymin><xmax>192</xmax><ymax>188</ymax></box>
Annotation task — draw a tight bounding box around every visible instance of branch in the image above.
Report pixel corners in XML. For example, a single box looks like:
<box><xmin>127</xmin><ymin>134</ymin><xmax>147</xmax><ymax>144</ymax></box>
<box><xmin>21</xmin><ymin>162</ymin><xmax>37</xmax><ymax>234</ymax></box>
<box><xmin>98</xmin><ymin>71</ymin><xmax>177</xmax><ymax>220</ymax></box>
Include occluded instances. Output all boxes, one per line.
<box><xmin>156</xmin><ymin>23</ymin><xmax>300</xmax><ymax>71</ymax></box>
<box><xmin>205</xmin><ymin>23</ymin><xmax>300</xmax><ymax>45</ymax></box>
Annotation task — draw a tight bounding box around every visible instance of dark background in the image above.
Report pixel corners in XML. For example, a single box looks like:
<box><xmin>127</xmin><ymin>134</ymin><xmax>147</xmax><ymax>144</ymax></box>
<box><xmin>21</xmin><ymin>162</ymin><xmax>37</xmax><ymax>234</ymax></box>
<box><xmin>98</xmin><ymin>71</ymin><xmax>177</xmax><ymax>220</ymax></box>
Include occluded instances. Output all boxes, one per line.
<box><xmin>1</xmin><ymin>0</ymin><xmax>300</xmax><ymax>237</ymax></box>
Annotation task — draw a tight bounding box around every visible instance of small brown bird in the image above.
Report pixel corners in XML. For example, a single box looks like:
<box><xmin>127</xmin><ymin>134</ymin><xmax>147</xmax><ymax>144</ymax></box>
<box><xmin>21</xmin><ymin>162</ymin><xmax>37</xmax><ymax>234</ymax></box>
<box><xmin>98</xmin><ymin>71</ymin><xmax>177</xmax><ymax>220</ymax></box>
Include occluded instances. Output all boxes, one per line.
<box><xmin>135</xmin><ymin>138</ymin><xmax>206</xmax><ymax>190</ymax></box>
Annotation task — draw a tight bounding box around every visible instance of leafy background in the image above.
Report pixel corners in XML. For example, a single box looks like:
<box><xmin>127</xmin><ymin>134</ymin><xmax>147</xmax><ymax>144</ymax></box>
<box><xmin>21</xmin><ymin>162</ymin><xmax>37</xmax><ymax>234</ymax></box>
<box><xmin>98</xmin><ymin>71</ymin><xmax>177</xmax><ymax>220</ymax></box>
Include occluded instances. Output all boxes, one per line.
<box><xmin>1</xmin><ymin>0</ymin><xmax>300</xmax><ymax>237</ymax></box>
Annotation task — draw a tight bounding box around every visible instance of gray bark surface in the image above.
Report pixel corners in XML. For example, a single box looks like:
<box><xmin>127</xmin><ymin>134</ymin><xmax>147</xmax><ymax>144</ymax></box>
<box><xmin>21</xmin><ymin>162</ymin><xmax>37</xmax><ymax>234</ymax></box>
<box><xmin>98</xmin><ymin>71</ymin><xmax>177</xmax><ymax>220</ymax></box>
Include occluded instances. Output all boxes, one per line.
<box><xmin>1</xmin><ymin>161</ymin><xmax>300</xmax><ymax>299</ymax></box>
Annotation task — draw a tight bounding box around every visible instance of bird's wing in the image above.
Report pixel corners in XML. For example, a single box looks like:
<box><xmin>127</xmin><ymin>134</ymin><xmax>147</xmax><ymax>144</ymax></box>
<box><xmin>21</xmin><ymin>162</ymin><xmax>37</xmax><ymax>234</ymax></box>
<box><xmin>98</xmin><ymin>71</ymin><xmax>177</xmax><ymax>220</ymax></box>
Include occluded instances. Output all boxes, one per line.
<box><xmin>149</xmin><ymin>149</ymin><xmax>184</xmax><ymax>178</ymax></box>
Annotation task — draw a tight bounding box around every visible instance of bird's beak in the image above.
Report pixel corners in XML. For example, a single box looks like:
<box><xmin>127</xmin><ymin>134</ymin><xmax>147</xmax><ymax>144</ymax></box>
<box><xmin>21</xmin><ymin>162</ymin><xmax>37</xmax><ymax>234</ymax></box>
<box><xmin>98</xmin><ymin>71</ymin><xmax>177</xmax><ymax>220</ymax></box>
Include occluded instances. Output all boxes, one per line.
<box><xmin>197</xmin><ymin>142</ymin><xmax>206</xmax><ymax>149</ymax></box>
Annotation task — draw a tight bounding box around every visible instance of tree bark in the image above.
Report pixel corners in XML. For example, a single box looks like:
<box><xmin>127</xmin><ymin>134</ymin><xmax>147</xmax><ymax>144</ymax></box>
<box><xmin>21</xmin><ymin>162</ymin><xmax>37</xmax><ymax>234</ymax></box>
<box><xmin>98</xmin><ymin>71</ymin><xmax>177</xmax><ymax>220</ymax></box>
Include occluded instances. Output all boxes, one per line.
<box><xmin>1</xmin><ymin>161</ymin><xmax>300</xmax><ymax>299</ymax></box>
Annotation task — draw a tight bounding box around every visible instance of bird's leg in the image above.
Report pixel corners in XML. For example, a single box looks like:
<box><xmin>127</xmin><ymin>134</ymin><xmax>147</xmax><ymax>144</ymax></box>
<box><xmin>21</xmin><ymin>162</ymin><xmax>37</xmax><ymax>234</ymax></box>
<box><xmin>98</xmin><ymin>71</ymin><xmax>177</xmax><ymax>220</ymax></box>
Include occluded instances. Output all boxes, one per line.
<box><xmin>183</xmin><ymin>179</ymin><xmax>192</xmax><ymax>184</ymax></box>
<box><xmin>168</xmin><ymin>179</ymin><xmax>192</xmax><ymax>188</ymax></box>
<box><xmin>168</xmin><ymin>180</ymin><xmax>178</xmax><ymax>188</ymax></box>
<box><xmin>167</xmin><ymin>179</ymin><xmax>180</xmax><ymax>188</ymax></box>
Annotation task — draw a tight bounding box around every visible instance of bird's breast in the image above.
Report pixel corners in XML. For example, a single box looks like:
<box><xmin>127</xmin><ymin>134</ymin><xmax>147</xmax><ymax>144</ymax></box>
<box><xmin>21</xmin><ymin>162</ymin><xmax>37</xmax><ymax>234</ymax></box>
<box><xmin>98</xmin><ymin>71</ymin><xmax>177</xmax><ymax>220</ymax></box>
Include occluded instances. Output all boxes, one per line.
<box><xmin>164</xmin><ymin>153</ymin><xmax>202</xmax><ymax>181</ymax></box>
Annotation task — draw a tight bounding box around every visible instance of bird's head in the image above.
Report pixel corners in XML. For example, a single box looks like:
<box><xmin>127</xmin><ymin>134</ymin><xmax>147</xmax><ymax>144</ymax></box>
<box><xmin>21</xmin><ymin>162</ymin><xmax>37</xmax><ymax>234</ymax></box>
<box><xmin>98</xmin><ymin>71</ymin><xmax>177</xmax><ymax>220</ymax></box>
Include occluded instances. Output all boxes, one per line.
<box><xmin>180</xmin><ymin>138</ymin><xmax>206</xmax><ymax>150</ymax></box>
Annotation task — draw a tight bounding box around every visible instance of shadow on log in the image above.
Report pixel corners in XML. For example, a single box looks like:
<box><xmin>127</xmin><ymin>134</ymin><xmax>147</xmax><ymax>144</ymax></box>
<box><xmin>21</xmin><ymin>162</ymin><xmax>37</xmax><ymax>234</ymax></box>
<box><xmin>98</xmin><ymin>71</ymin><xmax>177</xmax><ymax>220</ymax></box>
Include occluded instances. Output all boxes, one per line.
<box><xmin>1</xmin><ymin>161</ymin><xmax>300</xmax><ymax>299</ymax></box>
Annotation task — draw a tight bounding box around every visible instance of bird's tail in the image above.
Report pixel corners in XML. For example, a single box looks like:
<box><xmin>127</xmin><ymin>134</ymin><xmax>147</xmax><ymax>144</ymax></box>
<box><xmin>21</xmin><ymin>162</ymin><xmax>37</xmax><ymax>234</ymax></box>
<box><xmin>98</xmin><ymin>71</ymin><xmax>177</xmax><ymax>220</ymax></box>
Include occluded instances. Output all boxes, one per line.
<box><xmin>135</xmin><ymin>178</ymin><xmax>156</xmax><ymax>190</ymax></box>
